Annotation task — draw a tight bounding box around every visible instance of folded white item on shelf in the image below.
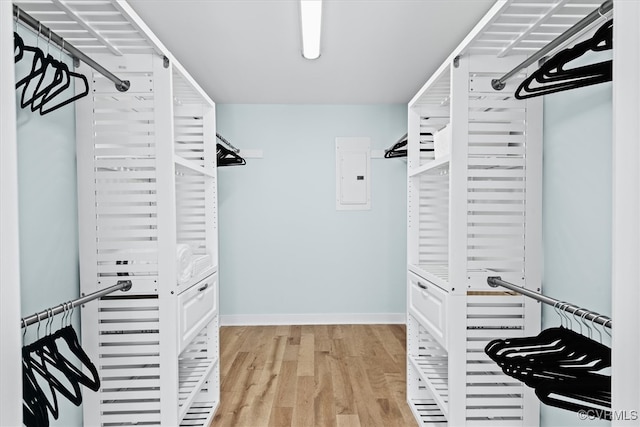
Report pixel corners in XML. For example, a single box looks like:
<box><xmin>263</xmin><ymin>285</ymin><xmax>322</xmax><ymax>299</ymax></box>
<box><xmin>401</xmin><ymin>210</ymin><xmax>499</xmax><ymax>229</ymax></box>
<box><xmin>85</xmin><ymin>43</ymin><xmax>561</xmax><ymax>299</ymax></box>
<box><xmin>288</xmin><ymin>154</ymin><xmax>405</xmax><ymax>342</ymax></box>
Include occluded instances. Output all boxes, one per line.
<box><xmin>176</xmin><ymin>244</ymin><xmax>194</xmax><ymax>285</ymax></box>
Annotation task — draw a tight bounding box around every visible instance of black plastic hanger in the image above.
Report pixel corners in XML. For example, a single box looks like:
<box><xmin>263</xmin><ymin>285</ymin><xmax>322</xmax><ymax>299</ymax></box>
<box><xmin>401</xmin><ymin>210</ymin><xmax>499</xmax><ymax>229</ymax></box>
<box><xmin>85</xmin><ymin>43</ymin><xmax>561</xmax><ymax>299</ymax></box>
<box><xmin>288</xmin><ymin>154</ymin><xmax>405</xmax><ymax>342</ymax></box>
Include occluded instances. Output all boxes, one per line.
<box><xmin>535</xmin><ymin>19</ymin><xmax>612</xmax><ymax>84</ymax></box>
<box><xmin>515</xmin><ymin>19</ymin><xmax>613</xmax><ymax>99</ymax></box>
<box><xmin>34</xmin><ymin>333</ymin><xmax>84</xmax><ymax>406</ymax></box>
<box><xmin>39</xmin><ymin>66</ymin><xmax>89</xmax><ymax>115</ymax></box>
<box><xmin>486</xmin><ymin>326</ymin><xmax>570</xmax><ymax>359</ymax></box>
<box><xmin>14</xmin><ymin>34</ymin><xmax>89</xmax><ymax>114</ymax></box>
<box><xmin>25</xmin><ymin>53</ymin><xmax>63</xmax><ymax>111</ymax></box>
<box><xmin>14</xmin><ymin>32</ymin><xmax>24</xmax><ymax>62</ymax></box>
<box><xmin>53</xmin><ymin>326</ymin><xmax>101</xmax><ymax>392</ymax></box>
<box><xmin>217</xmin><ymin>143</ymin><xmax>246</xmax><ymax>167</ymax></box>
<box><xmin>35</xmin><ymin>61</ymin><xmax>70</xmax><ymax>111</ymax></box>
<box><xmin>24</xmin><ymin>321</ymin><xmax>91</xmax><ymax>411</ymax></box>
<box><xmin>485</xmin><ymin>309</ymin><xmax>611</xmax><ymax>416</ymax></box>
<box><xmin>23</xmin><ymin>357</ymin><xmax>53</xmax><ymax>427</ymax></box>
<box><xmin>23</xmin><ymin>346</ymin><xmax>59</xmax><ymax>422</ymax></box>
<box><xmin>384</xmin><ymin>135</ymin><xmax>409</xmax><ymax>158</ymax></box>
<box><xmin>488</xmin><ymin>327</ymin><xmax>609</xmax><ymax>366</ymax></box>
<box><xmin>535</xmin><ymin>373</ymin><xmax>611</xmax><ymax>417</ymax></box>
<box><xmin>384</xmin><ymin>139</ymin><xmax>408</xmax><ymax>158</ymax></box>
<box><xmin>384</xmin><ymin>133</ymin><xmax>435</xmax><ymax>159</ymax></box>
<box><xmin>22</xmin><ymin>322</ymin><xmax>100</xmax><ymax>427</ymax></box>
<box><xmin>15</xmin><ymin>43</ymin><xmax>46</xmax><ymax>92</ymax></box>
<box><xmin>487</xmin><ymin>326</ymin><xmax>610</xmax><ymax>388</ymax></box>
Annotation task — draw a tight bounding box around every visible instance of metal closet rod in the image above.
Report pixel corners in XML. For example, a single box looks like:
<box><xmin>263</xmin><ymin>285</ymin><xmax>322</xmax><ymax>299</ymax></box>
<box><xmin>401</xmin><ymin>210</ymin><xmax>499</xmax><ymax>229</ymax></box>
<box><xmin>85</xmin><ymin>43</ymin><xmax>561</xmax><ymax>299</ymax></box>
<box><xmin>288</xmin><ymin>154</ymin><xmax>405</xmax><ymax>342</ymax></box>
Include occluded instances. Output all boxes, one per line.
<box><xmin>491</xmin><ymin>0</ymin><xmax>613</xmax><ymax>90</ymax></box>
<box><xmin>487</xmin><ymin>276</ymin><xmax>612</xmax><ymax>329</ymax></box>
<box><xmin>216</xmin><ymin>133</ymin><xmax>240</xmax><ymax>153</ymax></box>
<box><xmin>13</xmin><ymin>5</ymin><xmax>130</xmax><ymax>92</ymax></box>
<box><xmin>21</xmin><ymin>280</ymin><xmax>132</xmax><ymax>328</ymax></box>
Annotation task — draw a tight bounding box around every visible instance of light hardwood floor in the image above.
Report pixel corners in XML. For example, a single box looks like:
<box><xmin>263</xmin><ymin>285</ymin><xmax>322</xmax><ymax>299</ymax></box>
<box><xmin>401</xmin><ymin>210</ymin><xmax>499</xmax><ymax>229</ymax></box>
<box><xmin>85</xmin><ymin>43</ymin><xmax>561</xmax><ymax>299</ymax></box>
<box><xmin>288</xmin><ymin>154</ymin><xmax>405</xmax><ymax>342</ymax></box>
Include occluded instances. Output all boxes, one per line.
<box><xmin>210</xmin><ymin>324</ymin><xmax>418</xmax><ymax>427</ymax></box>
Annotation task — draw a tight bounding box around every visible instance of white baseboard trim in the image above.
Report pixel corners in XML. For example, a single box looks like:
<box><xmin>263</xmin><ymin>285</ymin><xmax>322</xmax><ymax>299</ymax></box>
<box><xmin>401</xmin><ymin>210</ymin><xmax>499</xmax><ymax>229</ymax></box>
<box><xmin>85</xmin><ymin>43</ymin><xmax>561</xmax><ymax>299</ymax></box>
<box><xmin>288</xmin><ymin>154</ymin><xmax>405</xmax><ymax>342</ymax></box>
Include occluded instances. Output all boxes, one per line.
<box><xmin>220</xmin><ymin>312</ymin><xmax>406</xmax><ymax>326</ymax></box>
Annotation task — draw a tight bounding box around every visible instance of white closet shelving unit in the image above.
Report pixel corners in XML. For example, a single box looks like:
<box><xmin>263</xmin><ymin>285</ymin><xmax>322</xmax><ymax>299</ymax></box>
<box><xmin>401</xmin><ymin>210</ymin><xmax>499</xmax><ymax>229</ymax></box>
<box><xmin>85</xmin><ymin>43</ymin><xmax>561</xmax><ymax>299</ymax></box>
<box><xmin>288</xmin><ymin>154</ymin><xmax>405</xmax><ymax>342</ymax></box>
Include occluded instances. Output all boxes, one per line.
<box><xmin>406</xmin><ymin>1</ymin><xmax>610</xmax><ymax>425</ymax></box>
<box><xmin>0</xmin><ymin>3</ymin><xmax>22</xmax><ymax>426</ymax></box>
<box><xmin>611</xmin><ymin>2</ymin><xmax>640</xmax><ymax>421</ymax></box>
<box><xmin>11</xmin><ymin>1</ymin><xmax>220</xmax><ymax>425</ymax></box>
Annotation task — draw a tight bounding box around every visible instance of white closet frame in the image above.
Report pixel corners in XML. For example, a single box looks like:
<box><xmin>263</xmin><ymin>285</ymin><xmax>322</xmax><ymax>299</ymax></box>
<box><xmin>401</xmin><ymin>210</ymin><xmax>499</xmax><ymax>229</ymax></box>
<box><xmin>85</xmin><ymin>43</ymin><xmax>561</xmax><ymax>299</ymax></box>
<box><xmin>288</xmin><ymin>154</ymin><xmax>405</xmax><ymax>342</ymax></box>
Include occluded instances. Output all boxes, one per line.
<box><xmin>8</xmin><ymin>1</ymin><xmax>220</xmax><ymax>426</ymax></box>
<box><xmin>406</xmin><ymin>0</ymin><xmax>637</xmax><ymax>425</ymax></box>
<box><xmin>0</xmin><ymin>2</ymin><xmax>23</xmax><ymax>426</ymax></box>
<box><xmin>611</xmin><ymin>1</ymin><xmax>640</xmax><ymax>423</ymax></box>
<box><xmin>75</xmin><ymin>53</ymin><xmax>220</xmax><ymax>426</ymax></box>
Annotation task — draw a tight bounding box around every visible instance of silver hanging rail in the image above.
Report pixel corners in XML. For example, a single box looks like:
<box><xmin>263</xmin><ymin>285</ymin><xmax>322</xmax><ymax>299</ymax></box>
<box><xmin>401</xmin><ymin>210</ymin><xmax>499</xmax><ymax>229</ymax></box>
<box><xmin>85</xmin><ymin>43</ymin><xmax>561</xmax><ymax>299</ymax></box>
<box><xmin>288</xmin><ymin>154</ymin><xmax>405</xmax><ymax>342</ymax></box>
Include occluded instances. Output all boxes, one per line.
<box><xmin>216</xmin><ymin>133</ymin><xmax>240</xmax><ymax>153</ymax></box>
<box><xmin>13</xmin><ymin>5</ymin><xmax>130</xmax><ymax>92</ymax></box>
<box><xmin>384</xmin><ymin>133</ymin><xmax>408</xmax><ymax>154</ymax></box>
<box><xmin>487</xmin><ymin>276</ymin><xmax>612</xmax><ymax>329</ymax></box>
<box><xmin>21</xmin><ymin>280</ymin><xmax>132</xmax><ymax>328</ymax></box>
<box><xmin>491</xmin><ymin>0</ymin><xmax>613</xmax><ymax>90</ymax></box>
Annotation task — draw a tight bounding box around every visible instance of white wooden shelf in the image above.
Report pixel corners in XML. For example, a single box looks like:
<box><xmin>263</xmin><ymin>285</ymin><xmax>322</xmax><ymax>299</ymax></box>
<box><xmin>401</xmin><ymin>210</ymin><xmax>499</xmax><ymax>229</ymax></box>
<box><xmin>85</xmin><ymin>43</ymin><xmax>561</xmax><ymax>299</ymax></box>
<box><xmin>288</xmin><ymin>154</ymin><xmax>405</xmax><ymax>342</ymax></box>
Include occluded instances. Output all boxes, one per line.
<box><xmin>177</xmin><ymin>264</ymin><xmax>217</xmax><ymax>291</ymax></box>
<box><xmin>408</xmin><ymin>264</ymin><xmax>449</xmax><ymax>290</ymax></box>
<box><xmin>408</xmin><ymin>399</ymin><xmax>447</xmax><ymax>426</ymax></box>
<box><xmin>409</xmin><ymin>355</ymin><xmax>449</xmax><ymax>418</ymax></box>
<box><xmin>408</xmin><ymin>155</ymin><xmax>450</xmax><ymax>177</ymax></box>
<box><xmin>178</xmin><ymin>359</ymin><xmax>218</xmax><ymax>422</ymax></box>
<box><xmin>179</xmin><ymin>400</ymin><xmax>218</xmax><ymax>427</ymax></box>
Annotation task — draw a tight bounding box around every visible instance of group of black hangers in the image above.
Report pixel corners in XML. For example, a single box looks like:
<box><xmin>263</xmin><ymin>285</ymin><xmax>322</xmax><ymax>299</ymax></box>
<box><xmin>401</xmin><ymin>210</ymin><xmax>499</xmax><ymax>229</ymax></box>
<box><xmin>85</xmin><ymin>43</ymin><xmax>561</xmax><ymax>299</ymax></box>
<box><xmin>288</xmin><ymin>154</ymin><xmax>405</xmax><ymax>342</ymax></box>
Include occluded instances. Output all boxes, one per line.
<box><xmin>384</xmin><ymin>133</ymin><xmax>434</xmax><ymax>159</ymax></box>
<box><xmin>515</xmin><ymin>19</ymin><xmax>613</xmax><ymax>99</ymax></box>
<box><xmin>22</xmin><ymin>309</ymin><xmax>100</xmax><ymax>427</ymax></box>
<box><xmin>216</xmin><ymin>133</ymin><xmax>246</xmax><ymax>167</ymax></box>
<box><xmin>14</xmin><ymin>31</ymin><xmax>89</xmax><ymax>115</ymax></box>
<box><xmin>485</xmin><ymin>305</ymin><xmax>611</xmax><ymax>419</ymax></box>
<box><xmin>384</xmin><ymin>134</ymin><xmax>410</xmax><ymax>158</ymax></box>
<box><xmin>217</xmin><ymin>143</ymin><xmax>246</xmax><ymax>166</ymax></box>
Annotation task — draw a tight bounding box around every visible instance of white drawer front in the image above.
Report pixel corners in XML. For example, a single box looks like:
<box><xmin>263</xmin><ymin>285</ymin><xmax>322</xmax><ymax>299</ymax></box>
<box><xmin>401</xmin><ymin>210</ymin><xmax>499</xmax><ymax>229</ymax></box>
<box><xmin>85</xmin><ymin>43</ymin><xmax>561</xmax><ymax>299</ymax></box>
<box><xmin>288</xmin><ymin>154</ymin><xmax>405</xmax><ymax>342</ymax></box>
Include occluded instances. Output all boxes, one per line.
<box><xmin>408</xmin><ymin>273</ymin><xmax>448</xmax><ymax>349</ymax></box>
<box><xmin>178</xmin><ymin>273</ymin><xmax>217</xmax><ymax>354</ymax></box>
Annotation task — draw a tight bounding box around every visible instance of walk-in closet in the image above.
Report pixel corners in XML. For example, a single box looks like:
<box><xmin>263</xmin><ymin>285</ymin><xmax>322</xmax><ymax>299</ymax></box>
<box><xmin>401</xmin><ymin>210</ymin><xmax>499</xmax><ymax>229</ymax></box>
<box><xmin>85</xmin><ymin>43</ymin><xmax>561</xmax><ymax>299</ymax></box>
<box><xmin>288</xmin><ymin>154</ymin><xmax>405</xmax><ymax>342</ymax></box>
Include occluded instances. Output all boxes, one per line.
<box><xmin>1</xmin><ymin>1</ymin><xmax>639</xmax><ymax>426</ymax></box>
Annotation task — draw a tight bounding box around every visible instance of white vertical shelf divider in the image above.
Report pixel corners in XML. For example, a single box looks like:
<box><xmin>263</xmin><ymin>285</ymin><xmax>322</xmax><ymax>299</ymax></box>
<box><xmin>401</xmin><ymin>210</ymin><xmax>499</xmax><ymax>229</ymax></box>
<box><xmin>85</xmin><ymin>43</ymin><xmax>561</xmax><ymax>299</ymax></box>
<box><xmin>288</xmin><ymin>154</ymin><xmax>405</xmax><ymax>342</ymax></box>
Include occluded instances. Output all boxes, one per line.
<box><xmin>203</xmin><ymin>104</ymin><xmax>219</xmax><ymax>271</ymax></box>
<box><xmin>445</xmin><ymin>54</ymin><xmax>470</xmax><ymax>427</ymax></box>
<box><xmin>155</xmin><ymin>53</ymin><xmax>181</xmax><ymax>426</ymax></box>
<box><xmin>0</xmin><ymin>3</ymin><xmax>23</xmax><ymax>425</ymax></box>
<box><xmin>522</xmin><ymin>64</ymin><xmax>545</xmax><ymax>426</ymax></box>
<box><xmin>612</xmin><ymin>1</ymin><xmax>640</xmax><ymax>423</ymax></box>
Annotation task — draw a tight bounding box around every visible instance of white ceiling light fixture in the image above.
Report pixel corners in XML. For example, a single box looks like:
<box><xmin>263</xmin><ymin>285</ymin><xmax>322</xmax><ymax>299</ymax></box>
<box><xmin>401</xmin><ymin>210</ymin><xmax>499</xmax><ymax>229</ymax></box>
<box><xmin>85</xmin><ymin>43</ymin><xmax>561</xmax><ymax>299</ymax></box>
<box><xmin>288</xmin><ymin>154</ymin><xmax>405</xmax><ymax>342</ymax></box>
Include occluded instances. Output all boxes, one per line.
<box><xmin>300</xmin><ymin>0</ymin><xmax>322</xmax><ymax>59</ymax></box>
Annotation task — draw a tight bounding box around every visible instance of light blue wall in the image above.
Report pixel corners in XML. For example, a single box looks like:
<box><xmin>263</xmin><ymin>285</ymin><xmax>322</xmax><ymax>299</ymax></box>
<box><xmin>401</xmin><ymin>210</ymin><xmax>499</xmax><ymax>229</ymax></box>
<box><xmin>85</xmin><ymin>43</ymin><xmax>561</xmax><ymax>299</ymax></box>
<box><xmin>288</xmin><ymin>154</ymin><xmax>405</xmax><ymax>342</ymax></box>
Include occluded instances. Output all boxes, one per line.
<box><xmin>13</xmin><ymin>41</ymin><xmax>611</xmax><ymax>424</ymax></box>
<box><xmin>541</xmin><ymin>82</ymin><xmax>612</xmax><ymax>427</ymax></box>
<box><xmin>16</xmin><ymin>31</ymin><xmax>82</xmax><ymax>427</ymax></box>
<box><xmin>216</xmin><ymin>104</ymin><xmax>407</xmax><ymax>319</ymax></box>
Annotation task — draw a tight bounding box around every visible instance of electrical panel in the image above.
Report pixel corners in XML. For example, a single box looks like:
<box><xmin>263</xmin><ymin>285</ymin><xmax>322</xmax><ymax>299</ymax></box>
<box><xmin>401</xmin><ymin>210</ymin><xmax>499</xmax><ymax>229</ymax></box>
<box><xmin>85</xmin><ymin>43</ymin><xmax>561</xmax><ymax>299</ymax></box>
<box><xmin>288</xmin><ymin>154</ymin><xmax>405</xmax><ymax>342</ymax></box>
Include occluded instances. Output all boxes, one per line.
<box><xmin>335</xmin><ymin>137</ymin><xmax>371</xmax><ymax>210</ymax></box>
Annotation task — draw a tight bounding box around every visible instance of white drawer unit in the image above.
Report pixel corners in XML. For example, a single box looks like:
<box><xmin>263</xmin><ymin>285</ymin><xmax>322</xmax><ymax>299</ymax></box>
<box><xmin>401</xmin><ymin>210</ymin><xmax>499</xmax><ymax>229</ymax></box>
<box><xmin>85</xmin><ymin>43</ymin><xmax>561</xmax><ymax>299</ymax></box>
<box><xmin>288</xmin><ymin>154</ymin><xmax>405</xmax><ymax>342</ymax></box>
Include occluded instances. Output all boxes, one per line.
<box><xmin>178</xmin><ymin>273</ymin><xmax>218</xmax><ymax>354</ymax></box>
<box><xmin>408</xmin><ymin>272</ymin><xmax>448</xmax><ymax>349</ymax></box>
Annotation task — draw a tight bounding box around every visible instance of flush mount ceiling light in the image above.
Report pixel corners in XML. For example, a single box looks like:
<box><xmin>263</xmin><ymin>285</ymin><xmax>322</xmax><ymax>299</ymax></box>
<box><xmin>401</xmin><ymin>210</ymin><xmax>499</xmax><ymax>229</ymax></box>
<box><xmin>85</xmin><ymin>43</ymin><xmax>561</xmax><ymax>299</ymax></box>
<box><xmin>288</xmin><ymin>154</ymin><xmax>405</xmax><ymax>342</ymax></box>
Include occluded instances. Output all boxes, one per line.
<box><xmin>300</xmin><ymin>0</ymin><xmax>322</xmax><ymax>59</ymax></box>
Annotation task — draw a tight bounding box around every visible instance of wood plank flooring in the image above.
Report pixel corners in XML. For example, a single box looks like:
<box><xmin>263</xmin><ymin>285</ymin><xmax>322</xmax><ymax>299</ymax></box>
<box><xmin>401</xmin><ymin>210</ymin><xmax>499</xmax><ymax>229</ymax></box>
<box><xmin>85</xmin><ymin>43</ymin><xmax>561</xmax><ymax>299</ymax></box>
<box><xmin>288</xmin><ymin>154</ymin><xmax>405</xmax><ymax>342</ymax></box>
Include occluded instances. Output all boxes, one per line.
<box><xmin>210</xmin><ymin>324</ymin><xmax>418</xmax><ymax>427</ymax></box>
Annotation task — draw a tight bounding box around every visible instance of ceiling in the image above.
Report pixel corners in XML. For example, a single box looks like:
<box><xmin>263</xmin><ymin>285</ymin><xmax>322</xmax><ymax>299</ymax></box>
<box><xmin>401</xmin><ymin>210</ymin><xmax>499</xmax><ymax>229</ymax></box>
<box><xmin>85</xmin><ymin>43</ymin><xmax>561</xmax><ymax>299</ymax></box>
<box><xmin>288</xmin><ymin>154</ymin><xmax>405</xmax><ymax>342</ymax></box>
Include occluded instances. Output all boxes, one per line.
<box><xmin>126</xmin><ymin>0</ymin><xmax>495</xmax><ymax>104</ymax></box>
